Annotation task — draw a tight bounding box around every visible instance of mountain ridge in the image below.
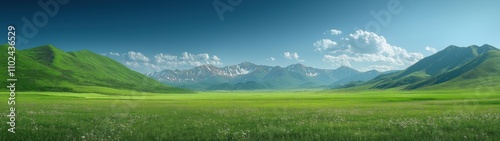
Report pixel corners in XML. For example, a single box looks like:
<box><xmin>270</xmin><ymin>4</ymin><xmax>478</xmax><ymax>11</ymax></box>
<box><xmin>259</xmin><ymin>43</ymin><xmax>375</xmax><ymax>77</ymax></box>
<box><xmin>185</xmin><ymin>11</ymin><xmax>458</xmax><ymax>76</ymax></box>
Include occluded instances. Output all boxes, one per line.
<box><xmin>147</xmin><ymin>62</ymin><xmax>385</xmax><ymax>90</ymax></box>
<box><xmin>352</xmin><ymin>44</ymin><xmax>500</xmax><ymax>90</ymax></box>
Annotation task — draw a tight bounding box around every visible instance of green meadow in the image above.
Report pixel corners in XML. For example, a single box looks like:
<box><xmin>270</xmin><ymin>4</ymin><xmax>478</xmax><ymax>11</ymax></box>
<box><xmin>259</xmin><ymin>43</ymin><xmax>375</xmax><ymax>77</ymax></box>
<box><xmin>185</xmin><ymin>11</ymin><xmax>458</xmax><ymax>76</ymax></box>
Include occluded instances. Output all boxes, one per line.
<box><xmin>1</xmin><ymin>89</ymin><xmax>499</xmax><ymax>140</ymax></box>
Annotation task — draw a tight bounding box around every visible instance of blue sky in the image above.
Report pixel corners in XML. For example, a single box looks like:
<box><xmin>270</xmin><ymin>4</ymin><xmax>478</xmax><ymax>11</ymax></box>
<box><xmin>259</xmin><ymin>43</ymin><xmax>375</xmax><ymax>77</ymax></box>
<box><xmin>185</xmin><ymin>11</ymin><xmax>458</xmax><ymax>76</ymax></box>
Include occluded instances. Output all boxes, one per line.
<box><xmin>2</xmin><ymin>0</ymin><xmax>500</xmax><ymax>73</ymax></box>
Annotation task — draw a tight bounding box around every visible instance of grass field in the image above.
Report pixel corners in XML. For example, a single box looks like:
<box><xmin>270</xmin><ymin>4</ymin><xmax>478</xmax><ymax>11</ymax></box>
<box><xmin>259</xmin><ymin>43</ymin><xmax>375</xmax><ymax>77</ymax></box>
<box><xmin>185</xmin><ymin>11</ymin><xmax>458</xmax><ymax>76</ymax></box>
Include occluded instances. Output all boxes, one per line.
<box><xmin>1</xmin><ymin>90</ymin><xmax>499</xmax><ymax>140</ymax></box>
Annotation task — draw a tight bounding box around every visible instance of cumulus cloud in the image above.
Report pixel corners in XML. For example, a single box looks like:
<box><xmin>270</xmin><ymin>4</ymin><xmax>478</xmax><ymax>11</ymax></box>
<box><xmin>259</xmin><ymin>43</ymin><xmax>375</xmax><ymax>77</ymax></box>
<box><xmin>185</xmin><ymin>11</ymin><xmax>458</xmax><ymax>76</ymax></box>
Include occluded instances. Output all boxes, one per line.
<box><xmin>313</xmin><ymin>39</ymin><xmax>337</xmax><ymax>52</ymax></box>
<box><xmin>119</xmin><ymin>51</ymin><xmax>155</xmax><ymax>73</ymax></box>
<box><xmin>284</xmin><ymin>52</ymin><xmax>298</xmax><ymax>59</ymax></box>
<box><xmin>315</xmin><ymin>29</ymin><xmax>424</xmax><ymax>71</ymax></box>
<box><xmin>322</xmin><ymin>54</ymin><xmax>352</xmax><ymax>67</ymax></box>
<box><xmin>425</xmin><ymin>46</ymin><xmax>437</xmax><ymax>53</ymax></box>
<box><xmin>284</xmin><ymin>52</ymin><xmax>304</xmax><ymax>62</ymax></box>
<box><xmin>213</xmin><ymin>55</ymin><xmax>220</xmax><ymax>61</ymax></box>
<box><xmin>155</xmin><ymin>52</ymin><xmax>222</xmax><ymax>69</ymax></box>
<box><xmin>113</xmin><ymin>51</ymin><xmax>223</xmax><ymax>73</ymax></box>
<box><xmin>109</xmin><ymin>52</ymin><xmax>120</xmax><ymax>56</ymax></box>
<box><xmin>327</xmin><ymin>29</ymin><xmax>342</xmax><ymax>35</ymax></box>
<box><xmin>155</xmin><ymin>53</ymin><xmax>178</xmax><ymax>63</ymax></box>
<box><xmin>127</xmin><ymin>51</ymin><xmax>150</xmax><ymax>62</ymax></box>
<box><xmin>125</xmin><ymin>61</ymin><xmax>140</xmax><ymax>68</ymax></box>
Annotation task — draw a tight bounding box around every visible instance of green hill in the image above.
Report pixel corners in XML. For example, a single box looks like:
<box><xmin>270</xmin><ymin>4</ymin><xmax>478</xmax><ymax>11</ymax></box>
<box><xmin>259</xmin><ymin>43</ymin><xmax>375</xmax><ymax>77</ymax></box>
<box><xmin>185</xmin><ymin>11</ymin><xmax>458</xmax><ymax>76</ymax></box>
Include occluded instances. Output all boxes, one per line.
<box><xmin>408</xmin><ymin>49</ymin><xmax>500</xmax><ymax>89</ymax></box>
<box><xmin>0</xmin><ymin>44</ymin><xmax>190</xmax><ymax>94</ymax></box>
<box><xmin>362</xmin><ymin>44</ymin><xmax>500</xmax><ymax>90</ymax></box>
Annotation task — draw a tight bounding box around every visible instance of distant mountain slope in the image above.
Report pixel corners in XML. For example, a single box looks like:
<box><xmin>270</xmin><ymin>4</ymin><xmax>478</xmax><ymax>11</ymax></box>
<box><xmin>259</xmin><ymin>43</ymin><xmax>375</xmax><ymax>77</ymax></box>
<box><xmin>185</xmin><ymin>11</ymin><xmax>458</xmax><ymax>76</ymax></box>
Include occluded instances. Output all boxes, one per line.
<box><xmin>408</xmin><ymin>49</ymin><xmax>500</xmax><ymax>89</ymax></box>
<box><xmin>362</xmin><ymin>44</ymin><xmax>500</xmax><ymax>90</ymax></box>
<box><xmin>147</xmin><ymin>62</ymin><xmax>383</xmax><ymax>90</ymax></box>
<box><xmin>0</xmin><ymin>44</ymin><xmax>189</xmax><ymax>94</ymax></box>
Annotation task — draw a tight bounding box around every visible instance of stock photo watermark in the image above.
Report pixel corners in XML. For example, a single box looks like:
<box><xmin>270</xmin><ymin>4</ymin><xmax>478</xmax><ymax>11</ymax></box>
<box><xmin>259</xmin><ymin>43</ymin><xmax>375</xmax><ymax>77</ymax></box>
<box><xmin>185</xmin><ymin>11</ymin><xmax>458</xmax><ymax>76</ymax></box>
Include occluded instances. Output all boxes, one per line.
<box><xmin>213</xmin><ymin>0</ymin><xmax>243</xmax><ymax>21</ymax></box>
<box><xmin>7</xmin><ymin>26</ymin><xmax>17</xmax><ymax>134</ymax></box>
<box><xmin>5</xmin><ymin>0</ymin><xmax>70</xmax><ymax>134</ymax></box>
<box><xmin>353</xmin><ymin>0</ymin><xmax>407</xmax><ymax>48</ymax></box>
<box><xmin>18</xmin><ymin>0</ymin><xmax>70</xmax><ymax>46</ymax></box>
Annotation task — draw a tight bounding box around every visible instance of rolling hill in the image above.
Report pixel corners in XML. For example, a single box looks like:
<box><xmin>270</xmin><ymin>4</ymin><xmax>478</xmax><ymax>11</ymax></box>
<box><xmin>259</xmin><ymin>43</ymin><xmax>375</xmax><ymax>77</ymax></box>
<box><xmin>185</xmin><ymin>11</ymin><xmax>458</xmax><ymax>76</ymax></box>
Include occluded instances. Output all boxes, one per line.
<box><xmin>360</xmin><ymin>44</ymin><xmax>500</xmax><ymax>90</ymax></box>
<box><xmin>0</xmin><ymin>44</ymin><xmax>190</xmax><ymax>94</ymax></box>
<box><xmin>147</xmin><ymin>62</ymin><xmax>385</xmax><ymax>90</ymax></box>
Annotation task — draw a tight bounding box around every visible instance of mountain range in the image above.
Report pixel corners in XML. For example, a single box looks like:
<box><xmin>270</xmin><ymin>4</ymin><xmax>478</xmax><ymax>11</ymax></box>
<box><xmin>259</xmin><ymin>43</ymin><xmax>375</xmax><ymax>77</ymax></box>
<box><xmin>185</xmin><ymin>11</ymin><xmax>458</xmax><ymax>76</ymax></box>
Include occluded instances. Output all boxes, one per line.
<box><xmin>0</xmin><ymin>44</ymin><xmax>190</xmax><ymax>94</ymax></box>
<box><xmin>146</xmin><ymin>62</ymin><xmax>386</xmax><ymax>90</ymax></box>
<box><xmin>2</xmin><ymin>44</ymin><xmax>498</xmax><ymax>93</ymax></box>
<box><xmin>148</xmin><ymin>44</ymin><xmax>500</xmax><ymax>91</ymax></box>
<box><xmin>350</xmin><ymin>44</ymin><xmax>500</xmax><ymax>90</ymax></box>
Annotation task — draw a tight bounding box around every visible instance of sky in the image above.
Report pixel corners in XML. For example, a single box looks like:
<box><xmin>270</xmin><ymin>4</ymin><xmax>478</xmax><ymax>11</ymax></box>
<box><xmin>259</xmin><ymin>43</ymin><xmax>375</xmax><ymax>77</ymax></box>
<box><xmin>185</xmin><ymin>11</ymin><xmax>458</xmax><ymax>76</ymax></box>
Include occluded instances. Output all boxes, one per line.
<box><xmin>1</xmin><ymin>0</ymin><xmax>500</xmax><ymax>73</ymax></box>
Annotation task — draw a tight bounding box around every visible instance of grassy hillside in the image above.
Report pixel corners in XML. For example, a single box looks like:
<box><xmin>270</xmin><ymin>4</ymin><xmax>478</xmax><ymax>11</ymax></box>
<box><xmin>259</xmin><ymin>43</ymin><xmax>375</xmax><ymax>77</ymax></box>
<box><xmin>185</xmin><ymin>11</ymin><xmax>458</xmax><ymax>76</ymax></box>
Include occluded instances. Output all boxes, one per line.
<box><xmin>363</xmin><ymin>45</ymin><xmax>500</xmax><ymax>90</ymax></box>
<box><xmin>415</xmin><ymin>50</ymin><xmax>500</xmax><ymax>90</ymax></box>
<box><xmin>0</xmin><ymin>44</ymin><xmax>190</xmax><ymax>94</ymax></box>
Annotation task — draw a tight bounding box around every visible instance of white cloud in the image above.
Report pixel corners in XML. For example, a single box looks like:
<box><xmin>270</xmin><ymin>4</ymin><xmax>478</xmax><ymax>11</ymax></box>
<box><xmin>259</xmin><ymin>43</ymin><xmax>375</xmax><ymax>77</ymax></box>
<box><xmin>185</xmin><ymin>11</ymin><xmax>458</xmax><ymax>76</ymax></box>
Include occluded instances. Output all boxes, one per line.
<box><xmin>143</xmin><ymin>62</ymin><xmax>161</xmax><ymax>71</ymax></box>
<box><xmin>127</xmin><ymin>51</ymin><xmax>150</xmax><ymax>62</ymax></box>
<box><xmin>313</xmin><ymin>39</ymin><xmax>338</xmax><ymax>52</ymax></box>
<box><xmin>120</xmin><ymin>51</ymin><xmax>152</xmax><ymax>73</ymax></box>
<box><xmin>425</xmin><ymin>46</ymin><xmax>437</xmax><ymax>53</ymax></box>
<box><xmin>125</xmin><ymin>61</ymin><xmax>141</xmax><ymax>68</ymax></box>
<box><xmin>323</xmin><ymin>54</ymin><xmax>352</xmax><ymax>67</ymax></box>
<box><xmin>213</xmin><ymin>55</ymin><xmax>220</xmax><ymax>61</ymax></box>
<box><xmin>109</xmin><ymin>52</ymin><xmax>120</xmax><ymax>56</ymax></box>
<box><xmin>327</xmin><ymin>29</ymin><xmax>342</xmax><ymax>35</ymax></box>
<box><xmin>284</xmin><ymin>52</ymin><xmax>297</xmax><ymax>59</ymax></box>
<box><xmin>284</xmin><ymin>52</ymin><xmax>304</xmax><ymax>62</ymax></box>
<box><xmin>270</xmin><ymin>57</ymin><xmax>275</xmax><ymax>61</ymax></box>
<box><xmin>154</xmin><ymin>52</ymin><xmax>222</xmax><ymax>70</ymax></box>
<box><xmin>155</xmin><ymin>53</ymin><xmax>178</xmax><ymax>63</ymax></box>
<box><xmin>112</xmin><ymin>51</ymin><xmax>223</xmax><ymax>73</ymax></box>
<box><xmin>315</xmin><ymin>29</ymin><xmax>424</xmax><ymax>71</ymax></box>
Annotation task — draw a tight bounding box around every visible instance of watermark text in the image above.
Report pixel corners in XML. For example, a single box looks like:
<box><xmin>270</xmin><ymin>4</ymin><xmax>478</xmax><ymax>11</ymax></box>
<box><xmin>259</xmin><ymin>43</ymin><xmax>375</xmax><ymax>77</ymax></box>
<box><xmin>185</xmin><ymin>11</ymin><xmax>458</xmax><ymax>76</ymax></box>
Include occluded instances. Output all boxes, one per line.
<box><xmin>7</xmin><ymin>26</ymin><xmax>17</xmax><ymax>134</ymax></box>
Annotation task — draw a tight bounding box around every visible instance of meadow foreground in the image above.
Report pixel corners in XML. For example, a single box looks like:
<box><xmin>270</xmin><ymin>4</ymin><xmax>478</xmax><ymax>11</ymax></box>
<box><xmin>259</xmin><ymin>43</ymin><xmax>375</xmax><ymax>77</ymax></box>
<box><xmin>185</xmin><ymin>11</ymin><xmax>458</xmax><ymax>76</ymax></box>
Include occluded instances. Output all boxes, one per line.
<box><xmin>1</xmin><ymin>90</ymin><xmax>499</xmax><ymax>140</ymax></box>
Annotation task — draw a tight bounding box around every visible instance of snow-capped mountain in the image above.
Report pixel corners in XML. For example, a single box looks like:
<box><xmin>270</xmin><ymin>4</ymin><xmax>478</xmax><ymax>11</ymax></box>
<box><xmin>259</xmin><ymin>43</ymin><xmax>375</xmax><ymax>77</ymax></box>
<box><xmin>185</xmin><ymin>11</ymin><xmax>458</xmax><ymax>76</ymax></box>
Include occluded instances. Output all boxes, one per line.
<box><xmin>146</xmin><ymin>62</ymin><xmax>260</xmax><ymax>82</ymax></box>
<box><xmin>146</xmin><ymin>62</ymin><xmax>384</xmax><ymax>90</ymax></box>
<box><xmin>285</xmin><ymin>63</ymin><xmax>319</xmax><ymax>77</ymax></box>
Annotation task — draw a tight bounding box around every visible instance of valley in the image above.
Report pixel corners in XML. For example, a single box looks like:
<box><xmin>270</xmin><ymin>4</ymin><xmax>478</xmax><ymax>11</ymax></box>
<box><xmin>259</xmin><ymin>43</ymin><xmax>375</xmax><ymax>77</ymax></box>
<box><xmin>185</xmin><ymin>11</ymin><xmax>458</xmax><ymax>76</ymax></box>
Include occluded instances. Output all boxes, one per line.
<box><xmin>5</xmin><ymin>1</ymin><xmax>499</xmax><ymax>140</ymax></box>
<box><xmin>1</xmin><ymin>44</ymin><xmax>499</xmax><ymax>140</ymax></box>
